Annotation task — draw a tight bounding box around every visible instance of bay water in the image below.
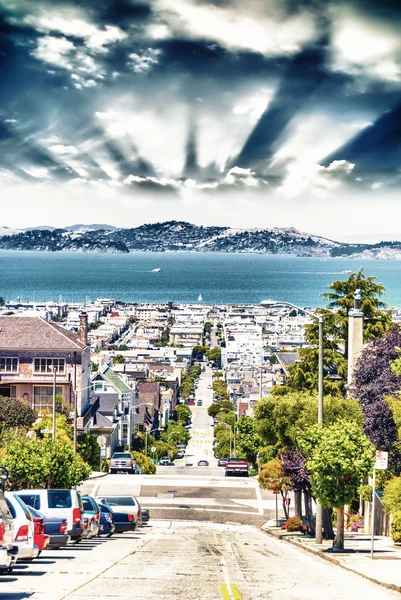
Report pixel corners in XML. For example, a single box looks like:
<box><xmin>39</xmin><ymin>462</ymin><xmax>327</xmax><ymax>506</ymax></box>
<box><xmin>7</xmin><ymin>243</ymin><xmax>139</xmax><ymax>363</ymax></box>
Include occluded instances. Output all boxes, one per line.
<box><xmin>1</xmin><ymin>250</ymin><xmax>401</xmax><ymax>308</ymax></box>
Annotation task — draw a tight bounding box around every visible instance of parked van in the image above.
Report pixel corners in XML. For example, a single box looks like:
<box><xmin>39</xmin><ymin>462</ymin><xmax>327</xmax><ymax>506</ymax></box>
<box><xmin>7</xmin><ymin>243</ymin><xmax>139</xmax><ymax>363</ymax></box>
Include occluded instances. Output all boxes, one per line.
<box><xmin>15</xmin><ymin>489</ymin><xmax>84</xmax><ymax>542</ymax></box>
<box><xmin>0</xmin><ymin>491</ymin><xmax>17</xmax><ymax>575</ymax></box>
<box><xmin>5</xmin><ymin>492</ymin><xmax>38</xmax><ymax>561</ymax></box>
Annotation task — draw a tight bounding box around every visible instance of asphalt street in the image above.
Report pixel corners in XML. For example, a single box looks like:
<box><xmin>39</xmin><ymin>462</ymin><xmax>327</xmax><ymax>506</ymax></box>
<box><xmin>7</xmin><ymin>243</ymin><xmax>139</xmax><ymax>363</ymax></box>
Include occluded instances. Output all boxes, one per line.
<box><xmin>2</xmin><ymin>368</ymin><xmax>395</xmax><ymax>599</ymax></box>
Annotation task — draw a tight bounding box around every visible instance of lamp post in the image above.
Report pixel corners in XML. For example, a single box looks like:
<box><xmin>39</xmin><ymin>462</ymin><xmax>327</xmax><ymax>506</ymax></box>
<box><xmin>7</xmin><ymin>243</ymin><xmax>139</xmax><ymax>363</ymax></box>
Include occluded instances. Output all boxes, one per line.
<box><xmin>261</xmin><ymin>299</ymin><xmax>324</xmax><ymax>544</ymax></box>
<box><xmin>145</xmin><ymin>427</ymin><xmax>161</xmax><ymax>456</ymax></box>
<box><xmin>52</xmin><ymin>367</ymin><xmax>57</xmax><ymax>441</ymax></box>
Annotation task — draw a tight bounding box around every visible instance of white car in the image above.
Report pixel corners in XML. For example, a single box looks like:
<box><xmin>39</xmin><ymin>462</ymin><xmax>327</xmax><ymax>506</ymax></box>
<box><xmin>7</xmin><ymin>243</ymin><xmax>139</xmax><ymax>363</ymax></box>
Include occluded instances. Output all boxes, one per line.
<box><xmin>5</xmin><ymin>492</ymin><xmax>38</xmax><ymax>561</ymax></box>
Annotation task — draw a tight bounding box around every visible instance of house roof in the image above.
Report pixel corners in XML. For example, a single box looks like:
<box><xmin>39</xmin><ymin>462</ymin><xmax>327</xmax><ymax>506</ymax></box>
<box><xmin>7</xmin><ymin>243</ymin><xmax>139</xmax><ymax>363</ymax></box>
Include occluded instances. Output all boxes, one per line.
<box><xmin>137</xmin><ymin>381</ymin><xmax>160</xmax><ymax>409</ymax></box>
<box><xmin>0</xmin><ymin>316</ymin><xmax>86</xmax><ymax>350</ymax></box>
<box><xmin>91</xmin><ymin>392</ymin><xmax>118</xmax><ymax>415</ymax></box>
<box><xmin>103</xmin><ymin>367</ymin><xmax>132</xmax><ymax>394</ymax></box>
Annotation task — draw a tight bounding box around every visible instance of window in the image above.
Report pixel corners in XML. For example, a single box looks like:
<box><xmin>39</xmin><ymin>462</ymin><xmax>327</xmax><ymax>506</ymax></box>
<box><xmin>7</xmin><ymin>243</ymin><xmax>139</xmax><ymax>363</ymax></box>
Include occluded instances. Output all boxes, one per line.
<box><xmin>18</xmin><ymin>494</ymin><xmax>41</xmax><ymax>510</ymax></box>
<box><xmin>47</xmin><ymin>490</ymin><xmax>72</xmax><ymax>509</ymax></box>
<box><xmin>33</xmin><ymin>357</ymin><xmax>65</xmax><ymax>373</ymax></box>
<box><xmin>0</xmin><ymin>357</ymin><xmax>18</xmax><ymax>373</ymax></box>
<box><xmin>33</xmin><ymin>386</ymin><xmax>62</xmax><ymax>413</ymax></box>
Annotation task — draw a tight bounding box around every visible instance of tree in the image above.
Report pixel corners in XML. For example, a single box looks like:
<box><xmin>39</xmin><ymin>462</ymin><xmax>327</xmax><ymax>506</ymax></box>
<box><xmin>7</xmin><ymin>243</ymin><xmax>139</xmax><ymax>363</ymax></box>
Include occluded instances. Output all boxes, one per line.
<box><xmin>235</xmin><ymin>416</ymin><xmax>261</xmax><ymax>464</ymax></box>
<box><xmin>208</xmin><ymin>401</ymin><xmax>234</xmax><ymax>418</ymax></box>
<box><xmin>117</xmin><ymin>344</ymin><xmax>129</xmax><ymax>351</ymax></box>
<box><xmin>33</xmin><ymin>413</ymin><xmax>73</xmax><ymax>445</ymax></box>
<box><xmin>214</xmin><ymin>428</ymin><xmax>232</xmax><ymax>458</ymax></box>
<box><xmin>113</xmin><ymin>354</ymin><xmax>125</xmax><ymax>364</ymax></box>
<box><xmin>280</xmin><ymin>449</ymin><xmax>314</xmax><ymax>533</ymax></box>
<box><xmin>322</xmin><ymin>267</ymin><xmax>392</xmax><ymax>349</ymax></box>
<box><xmin>299</xmin><ymin>420</ymin><xmax>375</xmax><ymax>550</ymax></box>
<box><xmin>131</xmin><ymin>451</ymin><xmax>156</xmax><ymax>474</ymax></box>
<box><xmin>207</xmin><ymin>348</ymin><xmax>222</xmax><ymax>367</ymax></box>
<box><xmin>0</xmin><ymin>396</ymin><xmax>36</xmax><ymax>429</ymax></box>
<box><xmin>212</xmin><ymin>379</ymin><xmax>229</xmax><ymax>402</ymax></box>
<box><xmin>193</xmin><ymin>345</ymin><xmax>208</xmax><ymax>360</ymax></box>
<box><xmin>77</xmin><ymin>434</ymin><xmax>100</xmax><ymax>469</ymax></box>
<box><xmin>353</xmin><ymin>326</ymin><xmax>401</xmax><ymax>406</ymax></box>
<box><xmin>213</xmin><ymin>371</ymin><xmax>224</xmax><ymax>379</ymax></box>
<box><xmin>175</xmin><ymin>404</ymin><xmax>191</xmax><ymax>423</ymax></box>
<box><xmin>259</xmin><ymin>458</ymin><xmax>291</xmax><ymax>520</ymax></box>
<box><xmin>91</xmin><ymin>361</ymin><xmax>98</xmax><ymax>372</ymax></box>
<box><xmin>3</xmin><ymin>437</ymin><xmax>91</xmax><ymax>489</ymax></box>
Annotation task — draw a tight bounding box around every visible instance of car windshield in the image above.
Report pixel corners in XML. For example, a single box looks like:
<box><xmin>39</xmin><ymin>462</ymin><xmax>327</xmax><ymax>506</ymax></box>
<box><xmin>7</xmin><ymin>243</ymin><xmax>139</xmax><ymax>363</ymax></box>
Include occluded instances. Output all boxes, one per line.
<box><xmin>228</xmin><ymin>458</ymin><xmax>246</xmax><ymax>462</ymax></box>
<box><xmin>100</xmin><ymin>497</ymin><xmax>136</xmax><ymax>507</ymax></box>
<box><xmin>112</xmin><ymin>453</ymin><xmax>131</xmax><ymax>459</ymax></box>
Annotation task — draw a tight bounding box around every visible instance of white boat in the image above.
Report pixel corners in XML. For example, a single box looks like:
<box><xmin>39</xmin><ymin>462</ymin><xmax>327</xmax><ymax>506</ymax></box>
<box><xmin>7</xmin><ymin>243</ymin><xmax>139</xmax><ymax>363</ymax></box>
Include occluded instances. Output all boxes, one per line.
<box><xmin>151</xmin><ymin>268</ymin><xmax>161</xmax><ymax>272</ymax></box>
<box><xmin>342</xmin><ymin>270</ymin><xmax>352</xmax><ymax>275</ymax></box>
<box><xmin>198</xmin><ymin>294</ymin><xmax>203</xmax><ymax>301</ymax></box>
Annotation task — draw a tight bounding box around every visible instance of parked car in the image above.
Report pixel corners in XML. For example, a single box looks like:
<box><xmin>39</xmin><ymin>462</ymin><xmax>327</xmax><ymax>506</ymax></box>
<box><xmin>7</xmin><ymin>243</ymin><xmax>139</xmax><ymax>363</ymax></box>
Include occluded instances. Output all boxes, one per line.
<box><xmin>24</xmin><ymin>506</ymin><xmax>49</xmax><ymax>556</ymax></box>
<box><xmin>97</xmin><ymin>505</ymin><xmax>115</xmax><ymax>538</ymax></box>
<box><xmin>98</xmin><ymin>503</ymin><xmax>136</xmax><ymax>534</ymax></box>
<box><xmin>197</xmin><ymin>399</ymin><xmax>203</xmax><ymax>406</ymax></box>
<box><xmin>109</xmin><ymin>452</ymin><xmax>136</xmax><ymax>475</ymax></box>
<box><xmin>5</xmin><ymin>492</ymin><xmax>39</xmax><ymax>561</ymax></box>
<box><xmin>225</xmin><ymin>458</ymin><xmax>250</xmax><ymax>477</ymax></box>
<box><xmin>96</xmin><ymin>496</ymin><xmax>142</xmax><ymax>527</ymax></box>
<box><xmin>159</xmin><ymin>457</ymin><xmax>174</xmax><ymax>466</ymax></box>
<box><xmin>81</xmin><ymin>496</ymin><xmax>101</xmax><ymax>539</ymax></box>
<box><xmin>15</xmin><ymin>489</ymin><xmax>84</xmax><ymax>543</ymax></box>
<box><xmin>0</xmin><ymin>490</ymin><xmax>17</xmax><ymax>575</ymax></box>
<box><xmin>217</xmin><ymin>458</ymin><xmax>229</xmax><ymax>467</ymax></box>
<box><xmin>26</xmin><ymin>506</ymin><xmax>70</xmax><ymax>550</ymax></box>
<box><xmin>198</xmin><ymin>460</ymin><xmax>209</xmax><ymax>467</ymax></box>
<box><xmin>141</xmin><ymin>508</ymin><xmax>150</xmax><ymax>524</ymax></box>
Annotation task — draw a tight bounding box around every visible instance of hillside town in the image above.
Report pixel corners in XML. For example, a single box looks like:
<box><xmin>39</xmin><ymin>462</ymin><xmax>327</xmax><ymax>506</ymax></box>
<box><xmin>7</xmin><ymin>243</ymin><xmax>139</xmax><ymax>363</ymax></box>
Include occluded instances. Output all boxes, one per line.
<box><xmin>0</xmin><ymin>297</ymin><xmax>309</xmax><ymax>457</ymax></box>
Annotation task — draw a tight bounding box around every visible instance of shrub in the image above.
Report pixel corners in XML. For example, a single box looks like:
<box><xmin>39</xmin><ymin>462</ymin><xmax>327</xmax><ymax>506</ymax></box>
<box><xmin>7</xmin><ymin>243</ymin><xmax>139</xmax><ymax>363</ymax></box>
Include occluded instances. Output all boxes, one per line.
<box><xmin>285</xmin><ymin>517</ymin><xmax>306</xmax><ymax>533</ymax></box>
<box><xmin>359</xmin><ymin>484</ymin><xmax>373</xmax><ymax>503</ymax></box>
<box><xmin>383</xmin><ymin>476</ymin><xmax>401</xmax><ymax>514</ymax></box>
<box><xmin>131</xmin><ymin>451</ymin><xmax>156</xmax><ymax>475</ymax></box>
<box><xmin>391</xmin><ymin>511</ymin><xmax>401</xmax><ymax>543</ymax></box>
<box><xmin>0</xmin><ymin>396</ymin><xmax>36</xmax><ymax>428</ymax></box>
<box><xmin>347</xmin><ymin>513</ymin><xmax>364</xmax><ymax>532</ymax></box>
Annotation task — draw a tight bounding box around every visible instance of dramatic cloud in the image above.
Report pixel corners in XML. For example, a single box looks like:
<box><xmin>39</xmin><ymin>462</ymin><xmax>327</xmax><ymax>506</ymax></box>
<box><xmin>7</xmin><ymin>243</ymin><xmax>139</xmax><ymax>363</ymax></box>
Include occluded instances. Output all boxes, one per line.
<box><xmin>0</xmin><ymin>0</ymin><xmax>401</xmax><ymax>240</ymax></box>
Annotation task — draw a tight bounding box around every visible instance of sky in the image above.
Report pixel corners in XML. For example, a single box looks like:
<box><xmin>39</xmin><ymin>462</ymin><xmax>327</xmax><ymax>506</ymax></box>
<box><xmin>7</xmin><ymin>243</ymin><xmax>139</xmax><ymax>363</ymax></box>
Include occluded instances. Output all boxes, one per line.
<box><xmin>1</xmin><ymin>0</ymin><xmax>401</xmax><ymax>242</ymax></box>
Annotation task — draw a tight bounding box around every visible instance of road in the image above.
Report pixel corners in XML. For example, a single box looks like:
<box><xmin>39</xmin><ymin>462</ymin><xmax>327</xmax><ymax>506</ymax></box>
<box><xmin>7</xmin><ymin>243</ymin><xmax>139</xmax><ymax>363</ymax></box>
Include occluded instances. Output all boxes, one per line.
<box><xmin>1</xmin><ymin>368</ymin><xmax>398</xmax><ymax>598</ymax></box>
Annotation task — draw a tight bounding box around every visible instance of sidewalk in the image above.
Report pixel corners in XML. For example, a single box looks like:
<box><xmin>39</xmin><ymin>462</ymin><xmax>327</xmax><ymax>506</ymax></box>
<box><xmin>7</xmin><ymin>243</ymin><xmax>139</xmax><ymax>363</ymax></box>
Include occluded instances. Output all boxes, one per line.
<box><xmin>262</xmin><ymin>523</ymin><xmax>401</xmax><ymax>593</ymax></box>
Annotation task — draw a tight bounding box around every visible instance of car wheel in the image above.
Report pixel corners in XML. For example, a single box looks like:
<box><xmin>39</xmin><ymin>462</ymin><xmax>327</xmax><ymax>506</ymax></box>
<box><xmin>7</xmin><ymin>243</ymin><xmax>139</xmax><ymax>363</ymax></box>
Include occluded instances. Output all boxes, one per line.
<box><xmin>99</xmin><ymin>532</ymin><xmax>113</xmax><ymax>538</ymax></box>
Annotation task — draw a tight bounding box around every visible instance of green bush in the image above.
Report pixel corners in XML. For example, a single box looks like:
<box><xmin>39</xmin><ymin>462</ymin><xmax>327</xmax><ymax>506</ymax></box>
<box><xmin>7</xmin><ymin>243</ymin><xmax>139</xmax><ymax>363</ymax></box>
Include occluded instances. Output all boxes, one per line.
<box><xmin>391</xmin><ymin>511</ymin><xmax>401</xmax><ymax>543</ymax></box>
<box><xmin>131</xmin><ymin>451</ymin><xmax>156</xmax><ymax>474</ymax></box>
<box><xmin>383</xmin><ymin>476</ymin><xmax>401</xmax><ymax>514</ymax></box>
<box><xmin>359</xmin><ymin>484</ymin><xmax>373</xmax><ymax>503</ymax></box>
<box><xmin>285</xmin><ymin>517</ymin><xmax>306</xmax><ymax>533</ymax></box>
<box><xmin>0</xmin><ymin>396</ymin><xmax>36</xmax><ymax>428</ymax></box>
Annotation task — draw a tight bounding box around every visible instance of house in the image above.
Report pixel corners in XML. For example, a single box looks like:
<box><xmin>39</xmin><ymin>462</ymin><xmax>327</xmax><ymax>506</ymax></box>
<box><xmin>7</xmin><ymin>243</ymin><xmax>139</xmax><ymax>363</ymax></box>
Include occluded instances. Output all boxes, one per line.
<box><xmin>0</xmin><ymin>314</ymin><xmax>92</xmax><ymax>430</ymax></box>
<box><xmin>90</xmin><ymin>366</ymin><xmax>135</xmax><ymax>455</ymax></box>
<box><xmin>136</xmin><ymin>381</ymin><xmax>160</xmax><ymax>432</ymax></box>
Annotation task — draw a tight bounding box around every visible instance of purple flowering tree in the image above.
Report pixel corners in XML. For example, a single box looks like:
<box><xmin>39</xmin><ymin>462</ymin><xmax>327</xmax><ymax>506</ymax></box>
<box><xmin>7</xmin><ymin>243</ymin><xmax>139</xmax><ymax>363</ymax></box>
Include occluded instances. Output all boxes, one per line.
<box><xmin>281</xmin><ymin>450</ymin><xmax>315</xmax><ymax>535</ymax></box>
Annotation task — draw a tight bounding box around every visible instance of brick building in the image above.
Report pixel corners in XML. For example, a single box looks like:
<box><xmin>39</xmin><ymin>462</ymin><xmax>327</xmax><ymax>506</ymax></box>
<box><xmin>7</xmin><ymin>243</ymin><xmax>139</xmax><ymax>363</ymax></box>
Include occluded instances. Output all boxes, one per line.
<box><xmin>0</xmin><ymin>315</ymin><xmax>91</xmax><ymax>425</ymax></box>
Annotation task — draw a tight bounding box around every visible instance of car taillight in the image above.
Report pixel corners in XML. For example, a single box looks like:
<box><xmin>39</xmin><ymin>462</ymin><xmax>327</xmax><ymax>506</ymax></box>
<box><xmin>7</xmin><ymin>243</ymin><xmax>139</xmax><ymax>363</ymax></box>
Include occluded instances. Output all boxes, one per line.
<box><xmin>0</xmin><ymin>522</ymin><xmax>4</xmax><ymax>543</ymax></box>
<box><xmin>16</xmin><ymin>525</ymin><xmax>29</xmax><ymax>541</ymax></box>
<box><xmin>137</xmin><ymin>509</ymin><xmax>140</xmax><ymax>518</ymax></box>
<box><xmin>96</xmin><ymin>513</ymin><xmax>99</xmax><ymax>521</ymax></box>
<box><xmin>106</xmin><ymin>514</ymin><xmax>113</xmax><ymax>523</ymax></box>
<box><xmin>73</xmin><ymin>508</ymin><xmax>81</xmax><ymax>524</ymax></box>
<box><xmin>60</xmin><ymin>522</ymin><xmax>67</xmax><ymax>533</ymax></box>
<box><xmin>127</xmin><ymin>514</ymin><xmax>133</xmax><ymax>522</ymax></box>
<box><xmin>83</xmin><ymin>521</ymin><xmax>88</xmax><ymax>529</ymax></box>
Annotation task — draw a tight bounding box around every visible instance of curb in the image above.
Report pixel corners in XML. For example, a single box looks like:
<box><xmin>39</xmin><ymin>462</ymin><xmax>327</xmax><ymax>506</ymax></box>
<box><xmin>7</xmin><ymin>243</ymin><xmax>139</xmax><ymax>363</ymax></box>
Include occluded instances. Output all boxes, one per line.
<box><xmin>88</xmin><ymin>472</ymin><xmax>108</xmax><ymax>480</ymax></box>
<box><xmin>261</xmin><ymin>527</ymin><xmax>401</xmax><ymax>595</ymax></box>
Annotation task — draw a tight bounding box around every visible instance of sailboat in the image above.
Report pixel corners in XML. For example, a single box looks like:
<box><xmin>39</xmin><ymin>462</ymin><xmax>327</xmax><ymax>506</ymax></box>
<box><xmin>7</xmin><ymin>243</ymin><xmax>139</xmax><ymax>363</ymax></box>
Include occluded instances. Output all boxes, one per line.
<box><xmin>198</xmin><ymin>294</ymin><xmax>203</xmax><ymax>301</ymax></box>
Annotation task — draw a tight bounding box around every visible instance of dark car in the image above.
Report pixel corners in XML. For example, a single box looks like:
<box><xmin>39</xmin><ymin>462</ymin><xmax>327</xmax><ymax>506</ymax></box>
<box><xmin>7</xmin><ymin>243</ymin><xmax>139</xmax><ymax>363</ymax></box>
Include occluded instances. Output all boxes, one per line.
<box><xmin>141</xmin><ymin>508</ymin><xmax>150</xmax><ymax>524</ymax></box>
<box><xmin>98</xmin><ymin>503</ymin><xmax>136</xmax><ymax>534</ymax></box>
<box><xmin>98</xmin><ymin>507</ymin><xmax>115</xmax><ymax>538</ymax></box>
<box><xmin>26</xmin><ymin>506</ymin><xmax>70</xmax><ymax>550</ymax></box>
<box><xmin>217</xmin><ymin>458</ymin><xmax>228</xmax><ymax>467</ymax></box>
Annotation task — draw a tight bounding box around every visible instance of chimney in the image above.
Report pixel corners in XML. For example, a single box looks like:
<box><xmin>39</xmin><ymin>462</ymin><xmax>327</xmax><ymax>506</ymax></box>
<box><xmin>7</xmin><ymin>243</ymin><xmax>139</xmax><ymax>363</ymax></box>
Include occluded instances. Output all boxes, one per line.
<box><xmin>79</xmin><ymin>312</ymin><xmax>88</xmax><ymax>346</ymax></box>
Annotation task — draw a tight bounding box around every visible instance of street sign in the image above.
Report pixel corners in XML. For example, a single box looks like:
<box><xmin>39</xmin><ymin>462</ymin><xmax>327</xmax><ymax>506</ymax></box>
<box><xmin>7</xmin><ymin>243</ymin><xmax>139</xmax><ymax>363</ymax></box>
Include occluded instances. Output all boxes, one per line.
<box><xmin>375</xmin><ymin>451</ymin><xmax>388</xmax><ymax>470</ymax></box>
<box><xmin>272</xmin><ymin>488</ymin><xmax>279</xmax><ymax>495</ymax></box>
<box><xmin>41</xmin><ymin>429</ymin><xmax>52</xmax><ymax>434</ymax></box>
<box><xmin>97</xmin><ymin>435</ymin><xmax>107</xmax><ymax>446</ymax></box>
<box><xmin>151</xmin><ymin>446</ymin><xmax>156</xmax><ymax>453</ymax></box>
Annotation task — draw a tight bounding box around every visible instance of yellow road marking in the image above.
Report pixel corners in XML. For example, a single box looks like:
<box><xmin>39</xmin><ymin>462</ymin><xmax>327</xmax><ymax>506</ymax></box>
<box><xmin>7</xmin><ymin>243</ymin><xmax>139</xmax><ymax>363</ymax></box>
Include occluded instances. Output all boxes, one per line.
<box><xmin>220</xmin><ymin>583</ymin><xmax>231</xmax><ymax>600</ymax></box>
<box><xmin>230</xmin><ymin>584</ymin><xmax>242</xmax><ymax>600</ymax></box>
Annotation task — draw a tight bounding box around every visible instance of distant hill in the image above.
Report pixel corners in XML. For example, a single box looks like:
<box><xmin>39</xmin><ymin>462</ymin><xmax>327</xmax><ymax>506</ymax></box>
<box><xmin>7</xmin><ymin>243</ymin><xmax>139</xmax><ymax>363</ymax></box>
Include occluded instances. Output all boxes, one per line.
<box><xmin>0</xmin><ymin>220</ymin><xmax>401</xmax><ymax>259</ymax></box>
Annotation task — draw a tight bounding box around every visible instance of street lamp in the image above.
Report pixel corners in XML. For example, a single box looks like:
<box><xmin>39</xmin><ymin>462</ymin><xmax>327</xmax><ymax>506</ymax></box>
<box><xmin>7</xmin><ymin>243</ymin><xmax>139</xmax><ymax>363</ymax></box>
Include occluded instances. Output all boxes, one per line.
<box><xmin>261</xmin><ymin>299</ymin><xmax>324</xmax><ymax>544</ymax></box>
